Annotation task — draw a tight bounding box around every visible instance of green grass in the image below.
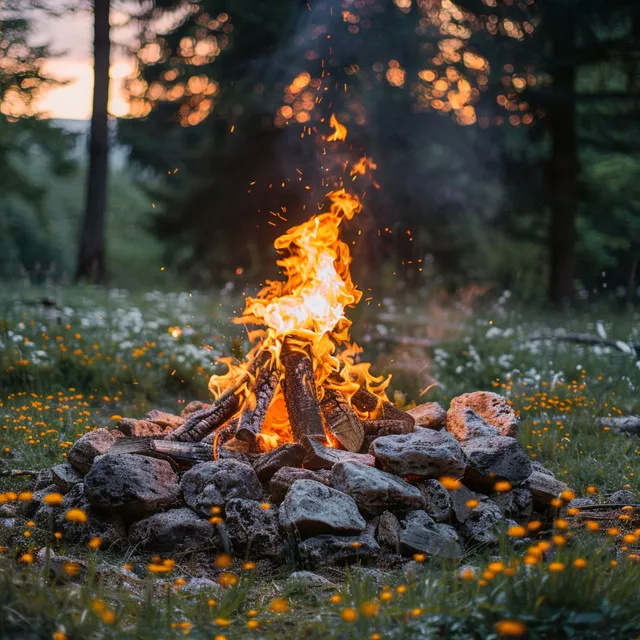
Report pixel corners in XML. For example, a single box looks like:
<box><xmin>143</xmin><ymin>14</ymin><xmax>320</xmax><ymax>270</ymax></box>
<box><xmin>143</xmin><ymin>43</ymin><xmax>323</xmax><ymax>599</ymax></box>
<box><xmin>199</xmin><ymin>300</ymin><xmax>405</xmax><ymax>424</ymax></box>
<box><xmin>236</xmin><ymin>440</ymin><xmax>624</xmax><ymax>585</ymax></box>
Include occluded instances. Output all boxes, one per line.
<box><xmin>1</xmin><ymin>284</ymin><xmax>639</xmax><ymax>639</ymax></box>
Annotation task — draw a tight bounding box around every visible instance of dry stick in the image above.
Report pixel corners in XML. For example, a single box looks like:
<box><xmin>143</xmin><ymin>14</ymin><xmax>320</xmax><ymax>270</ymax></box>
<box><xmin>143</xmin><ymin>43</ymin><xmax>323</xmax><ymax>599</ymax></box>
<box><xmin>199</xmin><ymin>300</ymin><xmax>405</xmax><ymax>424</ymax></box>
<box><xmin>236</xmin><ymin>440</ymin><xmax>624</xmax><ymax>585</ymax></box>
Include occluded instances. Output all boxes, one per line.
<box><xmin>280</xmin><ymin>335</ymin><xmax>325</xmax><ymax>443</ymax></box>
<box><xmin>0</xmin><ymin>469</ymin><xmax>39</xmax><ymax>478</ymax></box>
<box><xmin>167</xmin><ymin>351</ymin><xmax>268</xmax><ymax>442</ymax></box>
<box><xmin>572</xmin><ymin>503</ymin><xmax>640</xmax><ymax>511</ymax></box>
<box><xmin>110</xmin><ymin>437</ymin><xmax>213</xmax><ymax>466</ymax></box>
<box><xmin>352</xmin><ymin>387</ymin><xmax>415</xmax><ymax>428</ymax></box>
<box><xmin>235</xmin><ymin>362</ymin><xmax>281</xmax><ymax>444</ymax></box>
<box><xmin>523</xmin><ymin>333</ymin><xmax>639</xmax><ymax>355</ymax></box>
<box><xmin>320</xmin><ymin>388</ymin><xmax>364</xmax><ymax>452</ymax></box>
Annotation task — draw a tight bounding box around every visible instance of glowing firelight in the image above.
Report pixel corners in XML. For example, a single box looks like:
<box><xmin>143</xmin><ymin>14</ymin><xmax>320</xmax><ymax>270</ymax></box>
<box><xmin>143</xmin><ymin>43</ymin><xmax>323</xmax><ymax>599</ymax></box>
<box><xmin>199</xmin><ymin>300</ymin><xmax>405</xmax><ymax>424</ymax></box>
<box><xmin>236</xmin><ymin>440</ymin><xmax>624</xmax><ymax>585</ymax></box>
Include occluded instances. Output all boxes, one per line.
<box><xmin>207</xmin><ymin>116</ymin><xmax>389</xmax><ymax>450</ymax></box>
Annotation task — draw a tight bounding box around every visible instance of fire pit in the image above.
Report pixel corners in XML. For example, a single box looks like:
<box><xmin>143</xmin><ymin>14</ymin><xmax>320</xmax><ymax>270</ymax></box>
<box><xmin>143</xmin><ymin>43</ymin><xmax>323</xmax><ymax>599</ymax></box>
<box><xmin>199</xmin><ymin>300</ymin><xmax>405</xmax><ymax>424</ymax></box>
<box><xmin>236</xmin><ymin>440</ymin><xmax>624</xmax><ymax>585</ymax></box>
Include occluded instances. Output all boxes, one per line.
<box><xmin>31</xmin><ymin>119</ymin><xmax>570</xmax><ymax>566</ymax></box>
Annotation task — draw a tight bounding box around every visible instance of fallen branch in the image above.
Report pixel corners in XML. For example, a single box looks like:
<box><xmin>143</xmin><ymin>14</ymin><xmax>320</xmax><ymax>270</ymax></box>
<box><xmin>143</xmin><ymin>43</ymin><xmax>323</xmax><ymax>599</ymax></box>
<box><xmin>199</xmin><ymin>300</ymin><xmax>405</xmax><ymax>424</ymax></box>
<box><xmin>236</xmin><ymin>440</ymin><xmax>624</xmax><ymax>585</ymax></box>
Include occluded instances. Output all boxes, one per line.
<box><xmin>0</xmin><ymin>469</ymin><xmax>39</xmax><ymax>478</ymax></box>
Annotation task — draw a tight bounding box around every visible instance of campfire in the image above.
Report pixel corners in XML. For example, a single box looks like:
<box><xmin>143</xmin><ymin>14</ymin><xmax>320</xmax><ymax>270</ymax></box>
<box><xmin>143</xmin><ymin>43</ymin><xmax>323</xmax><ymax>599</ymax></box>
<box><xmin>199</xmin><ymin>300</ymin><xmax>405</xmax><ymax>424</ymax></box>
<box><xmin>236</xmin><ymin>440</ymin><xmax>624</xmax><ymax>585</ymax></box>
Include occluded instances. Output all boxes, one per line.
<box><xmin>118</xmin><ymin>117</ymin><xmax>415</xmax><ymax>468</ymax></box>
<box><xmin>38</xmin><ymin>118</ymin><xmax>571</xmax><ymax>566</ymax></box>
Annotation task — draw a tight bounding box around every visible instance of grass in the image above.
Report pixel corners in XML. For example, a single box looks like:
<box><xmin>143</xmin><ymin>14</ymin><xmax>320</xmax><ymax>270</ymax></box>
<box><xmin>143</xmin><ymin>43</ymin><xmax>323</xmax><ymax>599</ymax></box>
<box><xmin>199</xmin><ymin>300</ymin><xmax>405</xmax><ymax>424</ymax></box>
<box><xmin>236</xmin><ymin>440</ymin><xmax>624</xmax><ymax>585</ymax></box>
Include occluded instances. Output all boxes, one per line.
<box><xmin>1</xmin><ymin>283</ymin><xmax>639</xmax><ymax>639</ymax></box>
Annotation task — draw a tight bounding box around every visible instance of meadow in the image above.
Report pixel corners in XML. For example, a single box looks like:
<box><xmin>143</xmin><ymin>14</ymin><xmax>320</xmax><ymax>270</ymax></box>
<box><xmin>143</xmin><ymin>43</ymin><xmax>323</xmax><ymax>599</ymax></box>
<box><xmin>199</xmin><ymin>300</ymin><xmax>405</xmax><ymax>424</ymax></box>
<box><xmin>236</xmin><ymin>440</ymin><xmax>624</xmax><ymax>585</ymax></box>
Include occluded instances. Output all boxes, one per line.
<box><xmin>1</xmin><ymin>284</ymin><xmax>639</xmax><ymax>639</ymax></box>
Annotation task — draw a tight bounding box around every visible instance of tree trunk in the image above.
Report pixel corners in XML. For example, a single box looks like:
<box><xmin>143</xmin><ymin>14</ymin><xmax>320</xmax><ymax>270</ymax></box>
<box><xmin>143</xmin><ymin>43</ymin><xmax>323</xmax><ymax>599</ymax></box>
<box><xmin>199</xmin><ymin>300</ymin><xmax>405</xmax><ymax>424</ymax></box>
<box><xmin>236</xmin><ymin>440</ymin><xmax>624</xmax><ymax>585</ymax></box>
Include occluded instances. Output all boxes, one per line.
<box><xmin>76</xmin><ymin>0</ymin><xmax>111</xmax><ymax>283</ymax></box>
<box><xmin>547</xmin><ymin>6</ymin><xmax>579</xmax><ymax>304</ymax></box>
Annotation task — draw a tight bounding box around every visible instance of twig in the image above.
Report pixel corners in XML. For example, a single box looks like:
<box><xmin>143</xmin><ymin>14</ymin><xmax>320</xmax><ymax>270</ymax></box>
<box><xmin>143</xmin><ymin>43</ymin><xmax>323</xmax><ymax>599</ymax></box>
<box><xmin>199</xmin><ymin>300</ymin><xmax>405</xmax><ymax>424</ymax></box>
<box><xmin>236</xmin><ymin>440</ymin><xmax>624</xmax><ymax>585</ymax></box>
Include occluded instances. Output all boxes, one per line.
<box><xmin>523</xmin><ymin>333</ymin><xmax>639</xmax><ymax>355</ymax></box>
<box><xmin>0</xmin><ymin>469</ymin><xmax>39</xmax><ymax>478</ymax></box>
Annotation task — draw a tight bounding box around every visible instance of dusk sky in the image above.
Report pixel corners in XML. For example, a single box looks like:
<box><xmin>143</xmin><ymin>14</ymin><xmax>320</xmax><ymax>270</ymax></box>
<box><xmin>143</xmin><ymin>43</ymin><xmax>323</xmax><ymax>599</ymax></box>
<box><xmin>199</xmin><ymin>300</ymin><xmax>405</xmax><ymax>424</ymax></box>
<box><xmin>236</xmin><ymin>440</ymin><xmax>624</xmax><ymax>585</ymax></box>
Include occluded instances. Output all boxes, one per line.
<box><xmin>36</xmin><ymin>7</ymin><xmax>134</xmax><ymax>120</ymax></box>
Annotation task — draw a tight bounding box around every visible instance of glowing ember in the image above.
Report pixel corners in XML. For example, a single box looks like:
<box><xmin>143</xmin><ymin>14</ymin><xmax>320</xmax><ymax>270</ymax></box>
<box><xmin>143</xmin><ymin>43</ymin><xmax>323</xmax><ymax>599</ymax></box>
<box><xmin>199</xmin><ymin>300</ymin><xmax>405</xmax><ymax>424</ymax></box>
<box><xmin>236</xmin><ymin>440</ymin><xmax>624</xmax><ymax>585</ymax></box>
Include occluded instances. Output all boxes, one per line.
<box><xmin>207</xmin><ymin>115</ymin><xmax>389</xmax><ymax>451</ymax></box>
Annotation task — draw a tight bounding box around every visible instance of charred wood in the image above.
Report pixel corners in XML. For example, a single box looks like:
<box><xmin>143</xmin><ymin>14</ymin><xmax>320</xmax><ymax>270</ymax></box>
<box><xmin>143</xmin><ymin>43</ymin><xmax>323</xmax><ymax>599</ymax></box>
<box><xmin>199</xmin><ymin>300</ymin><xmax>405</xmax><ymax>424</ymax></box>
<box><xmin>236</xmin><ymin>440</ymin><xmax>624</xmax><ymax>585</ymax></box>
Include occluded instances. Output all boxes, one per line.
<box><xmin>302</xmin><ymin>435</ymin><xmax>375</xmax><ymax>470</ymax></box>
<box><xmin>320</xmin><ymin>389</ymin><xmax>364</xmax><ymax>452</ymax></box>
<box><xmin>281</xmin><ymin>335</ymin><xmax>325</xmax><ymax>442</ymax></box>
<box><xmin>252</xmin><ymin>443</ymin><xmax>306</xmax><ymax>481</ymax></box>
<box><xmin>352</xmin><ymin>387</ymin><xmax>415</xmax><ymax>427</ymax></box>
<box><xmin>236</xmin><ymin>363</ymin><xmax>280</xmax><ymax>444</ymax></box>
<box><xmin>110</xmin><ymin>437</ymin><xmax>213</xmax><ymax>466</ymax></box>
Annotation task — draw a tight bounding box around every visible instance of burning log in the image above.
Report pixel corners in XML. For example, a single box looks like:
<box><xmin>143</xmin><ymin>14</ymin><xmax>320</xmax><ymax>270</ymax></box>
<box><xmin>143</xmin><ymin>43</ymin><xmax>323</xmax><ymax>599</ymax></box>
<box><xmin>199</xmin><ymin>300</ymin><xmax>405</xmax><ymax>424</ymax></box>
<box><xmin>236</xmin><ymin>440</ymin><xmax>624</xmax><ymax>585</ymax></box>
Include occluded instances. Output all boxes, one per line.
<box><xmin>280</xmin><ymin>335</ymin><xmax>326</xmax><ymax>442</ymax></box>
<box><xmin>361</xmin><ymin>419</ymin><xmax>414</xmax><ymax>437</ymax></box>
<box><xmin>235</xmin><ymin>362</ymin><xmax>281</xmax><ymax>444</ymax></box>
<box><xmin>352</xmin><ymin>387</ymin><xmax>415</xmax><ymax>427</ymax></box>
<box><xmin>252</xmin><ymin>443</ymin><xmax>306</xmax><ymax>481</ymax></box>
<box><xmin>320</xmin><ymin>389</ymin><xmax>364</xmax><ymax>452</ymax></box>
<box><xmin>167</xmin><ymin>352</ymin><xmax>268</xmax><ymax>442</ymax></box>
<box><xmin>201</xmin><ymin>418</ymin><xmax>238</xmax><ymax>445</ymax></box>
<box><xmin>110</xmin><ymin>437</ymin><xmax>213</xmax><ymax>467</ymax></box>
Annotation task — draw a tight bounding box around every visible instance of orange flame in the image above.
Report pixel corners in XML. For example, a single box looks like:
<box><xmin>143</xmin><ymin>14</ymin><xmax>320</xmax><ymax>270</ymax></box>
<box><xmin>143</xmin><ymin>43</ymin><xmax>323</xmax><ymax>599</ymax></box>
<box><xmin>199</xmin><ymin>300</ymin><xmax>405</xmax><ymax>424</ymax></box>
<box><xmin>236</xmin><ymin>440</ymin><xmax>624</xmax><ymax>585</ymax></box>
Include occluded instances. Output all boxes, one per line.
<box><xmin>208</xmin><ymin>116</ymin><xmax>389</xmax><ymax>450</ymax></box>
<box><xmin>326</xmin><ymin>113</ymin><xmax>347</xmax><ymax>142</ymax></box>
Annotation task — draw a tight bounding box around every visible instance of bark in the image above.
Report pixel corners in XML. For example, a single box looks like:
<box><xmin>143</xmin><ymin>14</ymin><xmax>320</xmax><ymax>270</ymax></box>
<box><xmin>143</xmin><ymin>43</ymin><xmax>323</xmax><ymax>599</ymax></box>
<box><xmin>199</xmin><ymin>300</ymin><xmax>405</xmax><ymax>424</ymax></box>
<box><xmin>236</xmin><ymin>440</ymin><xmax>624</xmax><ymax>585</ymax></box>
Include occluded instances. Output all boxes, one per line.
<box><xmin>110</xmin><ymin>437</ymin><xmax>213</xmax><ymax>466</ymax></box>
<box><xmin>301</xmin><ymin>435</ymin><xmax>375</xmax><ymax>470</ymax></box>
<box><xmin>235</xmin><ymin>361</ymin><xmax>280</xmax><ymax>443</ymax></box>
<box><xmin>352</xmin><ymin>387</ymin><xmax>415</xmax><ymax>427</ymax></box>
<box><xmin>76</xmin><ymin>0</ymin><xmax>111</xmax><ymax>283</ymax></box>
<box><xmin>280</xmin><ymin>335</ymin><xmax>325</xmax><ymax>442</ymax></box>
<box><xmin>361</xmin><ymin>419</ymin><xmax>415</xmax><ymax>436</ymax></box>
<box><xmin>252</xmin><ymin>443</ymin><xmax>306</xmax><ymax>481</ymax></box>
<box><xmin>547</xmin><ymin>4</ymin><xmax>579</xmax><ymax>304</ymax></box>
<box><xmin>320</xmin><ymin>389</ymin><xmax>364</xmax><ymax>452</ymax></box>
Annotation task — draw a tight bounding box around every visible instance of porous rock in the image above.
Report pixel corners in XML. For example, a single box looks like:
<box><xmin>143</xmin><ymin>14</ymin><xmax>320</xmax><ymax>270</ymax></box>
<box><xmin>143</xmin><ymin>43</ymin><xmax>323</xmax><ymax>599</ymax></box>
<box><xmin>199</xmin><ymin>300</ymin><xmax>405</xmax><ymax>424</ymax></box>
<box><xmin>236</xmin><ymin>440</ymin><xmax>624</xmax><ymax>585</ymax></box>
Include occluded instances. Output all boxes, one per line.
<box><xmin>286</xmin><ymin>571</ymin><xmax>337</xmax><ymax>593</ymax></box>
<box><xmin>224</xmin><ymin>498</ymin><xmax>281</xmax><ymax>559</ymax></box>
<box><xmin>566</xmin><ymin>497</ymin><xmax>597</xmax><ymax>510</ymax></box>
<box><xmin>269</xmin><ymin>467</ymin><xmax>331</xmax><ymax>504</ymax></box>
<box><xmin>84</xmin><ymin>453</ymin><xmax>181</xmax><ymax>517</ymax></box>
<box><xmin>279</xmin><ymin>479</ymin><xmax>366</xmax><ymax>538</ymax></box>
<box><xmin>128</xmin><ymin>508</ymin><xmax>213</xmax><ymax>551</ymax></box>
<box><xmin>449</xmin><ymin>485</ymin><xmax>488</xmax><ymax>523</ymax></box>
<box><xmin>117</xmin><ymin>418</ymin><xmax>168</xmax><ymax>438</ymax></box>
<box><xmin>524</xmin><ymin>471</ymin><xmax>570</xmax><ymax>508</ymax></box>
<box><xmin>445</xmin><ymin>406</ymin><xmax>499</xmax><ymax>441</ymax></box>
<box><xmin>407</xmin><ymin>402</ymin><xmax>447</xmax><ymax>429</ymax></box>
<box><xmin>531</xmin><ymin>461</ymin><xmax>555</xmax><ymax>477</ymax></box>
<box><xmin>34</xmin><ymin>468</ymin><xmax>54</xmax><ymax>491</ymax></box>
<box><xmin>370</xmin><ymin>430</ymin><xmax>466</xmax><ymax>479</ymax></box>
<box><xmin>376</xmin><ymin>511</ymin><xmax>401</xmax><ymax>552</ymax></box>
<box><xmin>51</xmin><ymin>463</ymin><xmax>83</xmax><ymax>493</ymax></box>
<box><xmin>145</xmin><ymin>409</ymin><xmax>184</xmax><ymax>429</ymax></box>
<box><xmin>21</xmin><ymin>483</ymin><xmax>58</xmax><ymax>518</ymax></box>
<box><xmin>461</xmin><ymin>436</ymin><xmax>532</xmax><ymax>491</ymax></box>
<box><xmin>180</xmin><ymin>460</ymin><xmax>262</xmax><ymax>516</ymax></box>
<box><xmin>398</xmin><ymin>510</ymin><xmax>463</xmax><ymax>559</ymax></box>
<box><xmin>459</xmin><ymin>500</ymin><xmax>505</xmax><ymax>546</ymax></box>
<box><xmin>299</xmin><ymin>532</ymin><xmax>380</xmax><ymax>566</ymax></box>
<box><xmin>67</xmin><ymin>428</ymin><xmax>116</xmax><ymax>474</ymax></box>
<box><xmin>331</xmin><ymin>461</ymin><xmax>425</xmax><ymax>517</ymax></box>
<box><xmin>490</xmin><ymin>487</ymin><xmax>533</xmax><ymax>523</ymax></box>
<box><xmin>180</xmin><ymin>401</ymin><xmax>210</xmax><ymax>418</ymax></box>
<box><xmin>448</xmin><ymin>391</ymin><xmax>519</xmax><ymax>437</ymax></box>
<box><xmin>417</xmin><ymin>479</ymin><xmax>452</xmax><ymax>522</ymax></box>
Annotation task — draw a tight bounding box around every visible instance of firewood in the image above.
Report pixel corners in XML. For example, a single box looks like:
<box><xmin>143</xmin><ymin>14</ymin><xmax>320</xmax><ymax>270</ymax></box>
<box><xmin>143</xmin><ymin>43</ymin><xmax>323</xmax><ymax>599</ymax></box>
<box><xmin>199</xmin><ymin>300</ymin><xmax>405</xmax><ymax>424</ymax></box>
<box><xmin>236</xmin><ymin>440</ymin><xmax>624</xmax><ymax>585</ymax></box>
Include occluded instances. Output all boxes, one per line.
<box><xmin>252</xmin><ymin>443</ymin><xmax>306</xmax><ymax>481</ymax></box>
<box><xmin>235</xmin><ymin>362</ymin><xmax>281</xmax><ymax>443</ymax></box>
<box><xmin>167</xmin><ymin>352</ymin><xmax>268</xmax><ymax>442</ymax></box>
<box><xmin>110</xmin><ymin>437</ymin><xmax>213</xmax><ymax>466</ymax></box>
<box><xmin>201</xmin><ymin>419</ymin><xmax>239</xmax><ymax>445</ymax></box>
<box><xmin>280</xmin><ymin>335</ymin><xmax>325</xmax><ymax>442</ymax></box>
<box><xmin>352</xmin><ymin>387</ymin><xmax>415</xmax><ymax>427</ymax></box>
<box><xmin>302</xmin><ymin>435</ymin><xmax>375</xmax><ymax>470</ymax></box>
<box><xmin>320</xmin><ymin>389</ymin><xmax>364</xmax><ymax>452</ymax></box>
<box><xmin>361</xmin><ymin>419</ymin><xmax>414</xmax><ymax>436</ymax></box>
<box><xmin>144</xmin><ymin>410</ymin><xmax>184</xmax><ymax>429</ymax></box>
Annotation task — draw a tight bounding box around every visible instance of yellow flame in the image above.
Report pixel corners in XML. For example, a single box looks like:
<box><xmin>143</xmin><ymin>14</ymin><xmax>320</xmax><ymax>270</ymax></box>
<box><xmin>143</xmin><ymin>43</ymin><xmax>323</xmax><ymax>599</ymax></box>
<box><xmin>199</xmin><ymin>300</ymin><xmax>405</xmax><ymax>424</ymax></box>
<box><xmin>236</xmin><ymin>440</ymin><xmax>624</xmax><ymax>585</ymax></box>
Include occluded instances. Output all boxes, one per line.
<box><xmin>326</xmin><ymin>113</ymin><xmax>347</xmax><ymax>142</ymax></box>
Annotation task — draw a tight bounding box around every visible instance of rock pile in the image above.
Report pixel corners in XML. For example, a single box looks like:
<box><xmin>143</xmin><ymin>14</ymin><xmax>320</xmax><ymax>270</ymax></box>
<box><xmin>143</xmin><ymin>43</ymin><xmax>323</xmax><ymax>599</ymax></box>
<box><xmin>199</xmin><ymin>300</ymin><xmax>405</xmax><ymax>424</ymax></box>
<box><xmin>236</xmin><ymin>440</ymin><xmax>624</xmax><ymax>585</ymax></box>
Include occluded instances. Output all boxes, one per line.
<box><xmin>29</xmin><ymin>392</ymin><xmax>571</xmax><ymax>567</ymax></box>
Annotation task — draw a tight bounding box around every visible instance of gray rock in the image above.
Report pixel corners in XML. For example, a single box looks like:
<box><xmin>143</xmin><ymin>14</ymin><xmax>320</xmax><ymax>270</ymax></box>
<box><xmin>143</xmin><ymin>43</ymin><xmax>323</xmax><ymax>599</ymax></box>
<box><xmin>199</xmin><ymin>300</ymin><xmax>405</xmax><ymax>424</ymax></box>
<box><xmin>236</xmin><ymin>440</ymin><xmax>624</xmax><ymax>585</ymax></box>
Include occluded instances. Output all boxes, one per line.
<box><xmin>459</xmin><ymin>500</ymin><xmax>505</xmax><ymax>546</ymax></box>
<box><xmin>490</xmin><ymin>487</ymin><xmax>533</xmax><ymax>523</ymax></box>
<box><xmin>609</xmin><ymin>489</ymin><xmax>637</xmax><ymax>505</ymax></box>
<box><xmin>51</xmin><ymin>463</ymin><xmax>83</xmax><ymax>493</ymax></box>
<box><xmin>371</xmin><ymin>430</ymin><xmax>466</xmax><ymax>479</ymax></box>
<box><xmin>224</xmin><ymin>499</ymin><xmax>281</xmax><ymax>559</ymax></box>
<box><xmin>67</xmin><ymin>429</ymin><xmax>116</xmax><ymax>474</ymax></box>
<box><xmin>181</xmin><ymin>578</ymin><xmax>222</xmax><ymax>597</ymax></box>
<box><xmin>269</xmin><ymin>467</ymin><xmax>331</xmax><ymax>504</ymax></box>
<box><xmin>531</xmin><ymin>461</ymin><xmax>555</xmax><ymax>477</ymax></box>
<box><xmin>448</xmin><ymin>391</ymin><xmax>519</xmax><ymax>437</ymax></box>
<box><xmin>524</xmin><ymin>471</ymin><xmax>570</xmax><ymax>508</ymax></box>
<box><xmin>461</xmin><ymin>436</ymin><xmax>532</xmax><ymax>491</ymax></box>
<box><xmin>299</xmin><ymin>532</ymin><xmax>380</xmax><ymax>566</ymax></box>
<box><xmin>446</xmin><ymin>406</ymin><xmax>499</xmax><ymax>441</ymax></box>
<box><xmin>376</xmin><ymin>511</ymin><xmax>401</xmax><ymax>552</ymax></box>
<box><xmin>399</xmin><ymin>510</ymin><xmax>463</xmax><ymax>558</ymax></box>
<box><xmin>128</xmin><ymin>508</ymin><xmax>213</xmax><ymax>551</ymax></box>
<box><xmin>53</xmin><ymin>482</ymin><xmax>126</xmax><ymax>548</ymax></box>
<box><xmin>331</xmin><ymin>461</ymin><xmax>425</xmax><ymax>517</ymax></box>
<box><xmin>279</xmin><ymin>479</ymin><xmax>366</xmax><ymax>538</ymax></box>
<box><xmin>34</xmin><ymin>468</ymin><xmax>54</xmax><ymax>491</ymax></box>
<box><xmin>84</xmin><ymin>453</ymin><xmax>181</xmax><ymax>517</ymax></box>
<box><xmin>286</xmin><ymin>571</ymin><xmax>337</xmax><ymax>593</ymax></box>
<box><xmin>21</xmin><ymin>483</ymin><xmax>58</xmax><ymax>518</ymax></box>
<box><xmin>47</xmin><ymin>556</ymin><xmax>88</xmax><ymax>582</ymax></box>
<box><xmin>407</xmin><ymin>402</ymin><xmax>447</xmax><ymax>429</ymax></box>
<box><xmin>566</xmin><ymin>497</ymin><xmax>597</xmax><ymax>510</ymax></box>
<box><xmin>180</xmin><ymin>460</ymin><xmax>262</xmax><ymax>517</ymax></box>
<box><xmin>417</xmin><ymin>479</ymin><xmax>452</xmax><ymax>522</ymax></box>
<box><xmin>449</xmin><ymin>485</ymin><xmax>488</xmax><ymax>524</ymax></box>
<box><xmin>0</xmin><ymin>518</ymin><xmax>16</xmax><ymax>530</ymax></box>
